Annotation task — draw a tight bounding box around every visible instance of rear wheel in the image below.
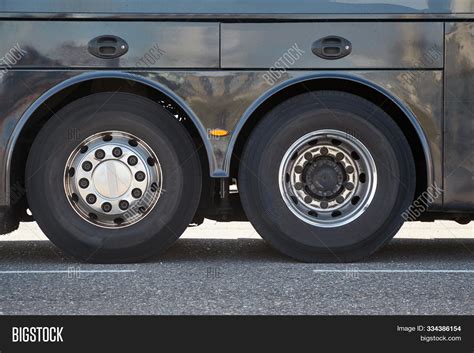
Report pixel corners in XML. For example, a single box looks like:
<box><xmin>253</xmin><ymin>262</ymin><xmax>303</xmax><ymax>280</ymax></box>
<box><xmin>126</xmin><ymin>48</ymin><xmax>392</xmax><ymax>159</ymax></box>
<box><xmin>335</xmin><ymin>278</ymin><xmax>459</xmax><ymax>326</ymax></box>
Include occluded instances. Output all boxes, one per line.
<box><xmin>238</xmin><ymin>91</ymin><xmax>415</xmax><ymax>262</ymax></box>
<box><xmin>26</xmin><ymin>92</ymin><xmax>202</xmax><ymax>263</ymax></box>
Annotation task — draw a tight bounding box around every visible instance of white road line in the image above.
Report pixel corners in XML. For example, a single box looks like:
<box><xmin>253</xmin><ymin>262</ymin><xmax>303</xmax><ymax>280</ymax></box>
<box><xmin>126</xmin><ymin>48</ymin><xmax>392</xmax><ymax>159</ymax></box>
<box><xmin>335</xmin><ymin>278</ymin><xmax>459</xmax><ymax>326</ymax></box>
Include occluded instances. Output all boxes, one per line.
<box><xmin>0</xmin><ymin>270</ymin><xmax>136</xmax><ymax>274</ymax></box>
<box><xmin>312</xmin><ymin>269</ymin><xmax>474</xmax><ymax>274</ymax></box>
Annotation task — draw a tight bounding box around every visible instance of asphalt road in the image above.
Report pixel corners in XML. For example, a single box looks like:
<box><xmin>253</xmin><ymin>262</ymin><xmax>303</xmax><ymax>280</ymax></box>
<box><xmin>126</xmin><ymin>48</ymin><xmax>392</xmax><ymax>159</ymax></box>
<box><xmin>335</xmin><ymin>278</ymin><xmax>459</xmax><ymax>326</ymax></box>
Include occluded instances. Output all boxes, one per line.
<box><xmin>0</xmin><ymin>221</ymin><xmax>473</xmax><ymax>315</ymax></box>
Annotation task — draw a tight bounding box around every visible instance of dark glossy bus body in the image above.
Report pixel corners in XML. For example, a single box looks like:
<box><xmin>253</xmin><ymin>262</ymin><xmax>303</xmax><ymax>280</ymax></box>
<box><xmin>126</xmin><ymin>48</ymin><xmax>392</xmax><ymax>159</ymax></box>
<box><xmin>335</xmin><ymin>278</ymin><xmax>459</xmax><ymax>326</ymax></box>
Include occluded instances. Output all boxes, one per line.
<box><xmin>0</xmin><ymin>1</ymin><xmax>472</xmax><ymax>262</ymax></box>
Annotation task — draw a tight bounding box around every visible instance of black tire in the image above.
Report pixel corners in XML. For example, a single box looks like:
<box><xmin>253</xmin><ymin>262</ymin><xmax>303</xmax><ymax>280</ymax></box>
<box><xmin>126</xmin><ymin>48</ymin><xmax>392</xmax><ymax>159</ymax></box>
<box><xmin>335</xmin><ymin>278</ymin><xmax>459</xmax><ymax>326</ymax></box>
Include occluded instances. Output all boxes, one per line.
<box><xmin>238</xmin><ymin>91</ymin><xmax>415</xmax><ymax>262</ymax></box>
<box><xmin>26</xmin><ymin>92</ymin><xmax>202</xmax><ymax>263</ymax></box>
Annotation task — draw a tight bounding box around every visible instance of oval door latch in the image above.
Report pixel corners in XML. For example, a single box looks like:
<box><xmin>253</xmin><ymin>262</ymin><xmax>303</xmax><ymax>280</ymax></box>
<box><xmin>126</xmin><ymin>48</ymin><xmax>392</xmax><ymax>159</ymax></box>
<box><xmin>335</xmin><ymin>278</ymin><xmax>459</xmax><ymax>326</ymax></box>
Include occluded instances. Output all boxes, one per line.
<box><xmin>312</xmin><ymin>36</ymin><xmax>352</xmax><ymax>60</ymax></box>
<box><xmin>88</xmin><ymin>35</ymin><xmax>128</xmax><ymax>59</ymax></box>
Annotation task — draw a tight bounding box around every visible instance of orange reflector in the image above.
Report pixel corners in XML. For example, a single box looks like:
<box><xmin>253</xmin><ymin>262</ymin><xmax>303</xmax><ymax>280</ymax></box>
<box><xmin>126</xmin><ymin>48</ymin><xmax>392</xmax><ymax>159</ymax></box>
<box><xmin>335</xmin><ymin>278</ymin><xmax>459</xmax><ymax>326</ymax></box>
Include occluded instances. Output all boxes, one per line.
<box><xmin>209</xmin><ymin>128</ymin><xmax>229</xmax><ymax>137</ymax></box>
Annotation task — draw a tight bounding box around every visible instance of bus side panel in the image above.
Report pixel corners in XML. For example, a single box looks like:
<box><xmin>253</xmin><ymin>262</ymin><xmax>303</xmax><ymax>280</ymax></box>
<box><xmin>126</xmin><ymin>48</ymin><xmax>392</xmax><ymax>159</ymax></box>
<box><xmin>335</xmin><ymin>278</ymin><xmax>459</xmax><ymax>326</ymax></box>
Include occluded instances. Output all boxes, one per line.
<box><xmin>444</xmin><ymin>22</ymin><xmax>474</xmax><ymax>212</ymax></box>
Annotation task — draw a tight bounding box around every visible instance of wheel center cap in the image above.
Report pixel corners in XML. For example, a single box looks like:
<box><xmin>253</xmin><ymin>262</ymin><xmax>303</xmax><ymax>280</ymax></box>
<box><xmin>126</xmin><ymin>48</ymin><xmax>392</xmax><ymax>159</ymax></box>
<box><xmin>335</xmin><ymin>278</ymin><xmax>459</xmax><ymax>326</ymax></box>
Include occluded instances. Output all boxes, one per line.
<box><xmin>92</xmin><ymin>159</ymin><xmax>132</xmax><ymax>199</ymax></box>
<box><xmin>312</xmin><ymin>168</ymin><xmax>338</xmax><ymax>189</ymax></box>
<box><xmin>303</xmin><ymin>157</ymin><xmax>345</xmax><ymax>198</ymax></box>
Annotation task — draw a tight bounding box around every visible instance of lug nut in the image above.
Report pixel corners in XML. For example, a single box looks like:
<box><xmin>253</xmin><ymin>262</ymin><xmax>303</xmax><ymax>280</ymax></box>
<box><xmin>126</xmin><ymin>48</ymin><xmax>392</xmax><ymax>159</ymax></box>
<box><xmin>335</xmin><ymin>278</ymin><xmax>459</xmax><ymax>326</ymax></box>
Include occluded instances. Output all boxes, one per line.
<box><xmin>132</xmin><ymin>188</ymin><xmax>142</xmax><ymax>198</ymax></box>
<box><xmin>86</xmin><ymin>194</ymin><xmax>97</xmax><ymax>204</ymax></box>
<box><xmin>304</xmin><ymin>196</ymin><xmax>313</xmax><ymax>204</ymax></box>
<box><xmin>304</xmin><ymin>152</ymin><xmax>313</xmax><ymax>161</ymax></box>
<box><xmin>320</xmin><ymin>147</ymin><xmax>328</xmax><ymax>155</ymax></box>
<box><xmin>294</xmin><ymin>165</ymin><xmax>303</xmax><ymax>174</ymax></box>
<box><xmin>127</xmin><ymin>156</ymin><xmax>138</xmax><ymax>166</ymax></box>
<box><xmin>112</xmin><ymin>147</ymin><xmax>122</xmax><ymax>158</ymax></box>
<box><xmin>320</xmin><ymin>201</ymin><xmax>329</xmax><ymax>209</ymax></box>
<box><xmin>346</xmin><ymin>166</ymin><xmax>354</xmax><ymax>174</ymax></box>
<box><xmin>101</xmin><ymin>202</ymin><xmax>112</xmax><ymax>213</ymax></box>
<box><xmin>336</xmin><ymin>196</ymin><xmax>345</xmax><ymax>204</ymax></box>
<box><xmin>336</xmin><ymin>152</ymin><xmax>344</xmax><ymax>161</ymax></box>
<box><xmin>135</xmin><ymin>171</ymin><xmax>146</xmax><ymax>182</ymax></box>
<box><xmin>294</xmin><ymin>182</ymin><xmax>303</xmax><ymax>190</ymax></box>
<box><xmin>82</xmin><ymin>161</ymin><xmax>93</xmax><ymax>171</ymax></box>
<box><xmin>95</xmin><ymin>149</ymin><xmax>105</xmax><ymax>159</ymax></box>
<box><xmin>79</xmin><ymin>178</ymin><xmax>89</xmax><ymax>189</ymax></box>
<box><xmin>345</xmin><ymin>182</ymin><xmax>355</xmax><ymax>190</ymax></box>
<box><xmin>119</xmin><ymin>200</ymin><xmax>129</xmax><ymax>210</ymax></box>
<box><xmin>114</xmin><ymin>218</ymin><xmax>124</xmax><ymax>225</ymax></box>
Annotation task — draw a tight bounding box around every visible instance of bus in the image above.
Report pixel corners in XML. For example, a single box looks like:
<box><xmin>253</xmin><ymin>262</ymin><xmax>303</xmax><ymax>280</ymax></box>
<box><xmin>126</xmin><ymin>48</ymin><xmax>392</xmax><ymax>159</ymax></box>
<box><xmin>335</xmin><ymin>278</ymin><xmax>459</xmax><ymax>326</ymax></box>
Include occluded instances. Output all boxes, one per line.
<box><xmin>0</xmin><ymin>0</ymin><xmax>472</xmax><ymax>262</ymax></box>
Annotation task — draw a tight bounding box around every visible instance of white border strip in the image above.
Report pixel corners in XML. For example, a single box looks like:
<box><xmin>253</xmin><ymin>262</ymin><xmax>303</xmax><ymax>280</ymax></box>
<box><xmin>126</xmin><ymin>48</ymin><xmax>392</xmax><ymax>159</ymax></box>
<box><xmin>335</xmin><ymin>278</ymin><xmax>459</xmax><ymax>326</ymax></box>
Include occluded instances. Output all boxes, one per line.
<box><xmin>312</xmin><ymin>269</ymin><xmax>474</xmax><ymax>274</ymax></box>
<box><xmin>0</xmin><ymin>270</ymin><xmax>136</xmax><ymax>274</ymax></box>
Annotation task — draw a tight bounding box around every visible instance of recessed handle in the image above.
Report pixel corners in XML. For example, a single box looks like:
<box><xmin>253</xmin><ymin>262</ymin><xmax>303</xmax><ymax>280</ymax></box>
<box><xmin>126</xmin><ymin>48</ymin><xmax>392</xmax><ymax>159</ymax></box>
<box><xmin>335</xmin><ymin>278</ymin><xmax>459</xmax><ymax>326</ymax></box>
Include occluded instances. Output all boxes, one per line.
<box><xmin>88</xmin><ymin>35</ymin><xmax>128</xmax><ymax>59</ymax></box>
<box><xmin>312</xmin><ymin>36</ymin><xmax>352</xmax><ymax>60</ymax></box>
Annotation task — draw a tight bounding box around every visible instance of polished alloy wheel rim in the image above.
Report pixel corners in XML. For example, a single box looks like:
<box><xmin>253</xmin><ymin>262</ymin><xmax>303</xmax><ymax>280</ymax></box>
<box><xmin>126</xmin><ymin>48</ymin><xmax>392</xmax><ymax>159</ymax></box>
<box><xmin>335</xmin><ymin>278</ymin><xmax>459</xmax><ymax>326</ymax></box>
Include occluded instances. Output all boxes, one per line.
<box><xmin>64</xmin><ymin>131</ymin><xmax>162</xmax><ymax>228</ymax></box>
<box><xmin>279</xmin><ymin>129</ymin><xmax>377</xmax><ymax>227</ymax></box>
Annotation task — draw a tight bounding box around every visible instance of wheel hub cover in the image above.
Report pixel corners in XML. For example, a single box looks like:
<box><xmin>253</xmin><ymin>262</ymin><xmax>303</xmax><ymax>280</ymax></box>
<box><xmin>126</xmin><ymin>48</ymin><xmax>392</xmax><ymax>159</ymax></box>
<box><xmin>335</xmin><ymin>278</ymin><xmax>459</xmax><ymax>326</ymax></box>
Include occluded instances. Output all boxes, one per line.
<box><xmin>303</xmin><ymin>157</ymin><xmax>345</xmax><ymax>199</ymax></box>
<box><xmin>92</xmin><ymin>160</ymin><xmax>132</xmax><ymax>199</ymax></box>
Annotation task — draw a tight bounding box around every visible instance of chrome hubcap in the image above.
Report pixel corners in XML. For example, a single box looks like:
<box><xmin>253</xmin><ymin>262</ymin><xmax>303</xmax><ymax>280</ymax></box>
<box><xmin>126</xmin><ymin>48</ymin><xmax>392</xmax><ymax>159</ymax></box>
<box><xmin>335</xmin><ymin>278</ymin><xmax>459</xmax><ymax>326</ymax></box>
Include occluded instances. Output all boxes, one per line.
<box><xmin>93</xmin><ymin>160</ymin><xmax>132</xmax><ymax>198</ymax></box>
<box><xmin>64</xmin><ymin>131</ymin><xmax>162</xmax><ymax>228</ymax></box>
<box><xmin>279</xmin><ymin>129</ymin><xmax>377</xmax><ymax>227</ymax></box>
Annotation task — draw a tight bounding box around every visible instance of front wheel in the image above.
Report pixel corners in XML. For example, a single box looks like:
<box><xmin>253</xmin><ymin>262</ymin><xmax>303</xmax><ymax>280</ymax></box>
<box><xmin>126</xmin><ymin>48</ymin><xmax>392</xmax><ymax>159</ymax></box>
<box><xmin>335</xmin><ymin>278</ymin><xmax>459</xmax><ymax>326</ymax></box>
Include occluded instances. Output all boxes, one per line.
<box><xmin>238</xmin><ymin>91</ymin><xmax>415</xmax><ymax>262</ymax></box>
<box><xmin>26</xmin><ymin>92</ymin><xmax>202</xmax><ymax>263</ymax></box>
